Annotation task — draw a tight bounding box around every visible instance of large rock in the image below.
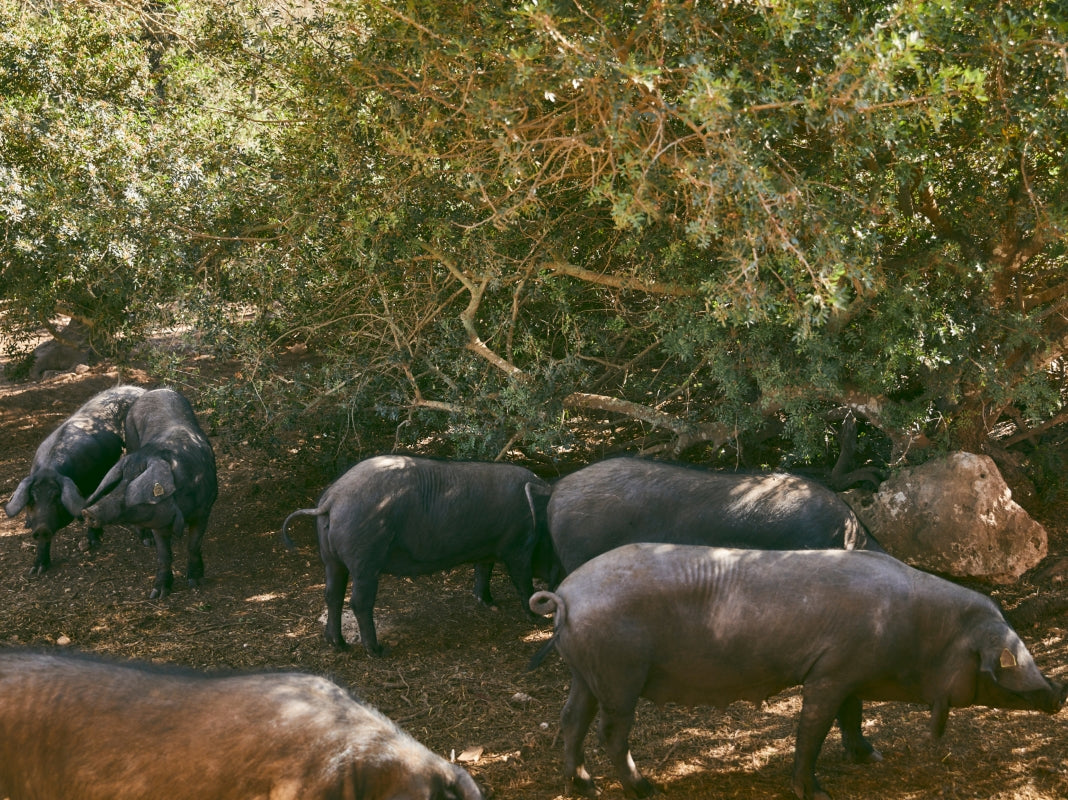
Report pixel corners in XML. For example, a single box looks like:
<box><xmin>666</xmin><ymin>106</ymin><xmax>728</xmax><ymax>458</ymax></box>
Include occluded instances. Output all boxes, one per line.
<box><xmin>29</xmin><ymin>318</ymin><xmax>90</xmax><ymax>380</ymax></box>
<box><xmin>841</xmin><ymin>452</ymin><xmax>1047</xmax><ymax>584</ymax></box>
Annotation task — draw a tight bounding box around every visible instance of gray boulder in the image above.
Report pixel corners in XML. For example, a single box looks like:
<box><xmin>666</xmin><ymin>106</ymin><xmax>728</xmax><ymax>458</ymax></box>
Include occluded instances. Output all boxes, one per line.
<box><xmin>841</xmin><ymin>452</ymin><xmax>1047</xmax><ymax>583</ymax></box>
<box><xmin>29</xmin><ymin>319</ymin><xmax>90</xmax><ymax>380</ymax></box>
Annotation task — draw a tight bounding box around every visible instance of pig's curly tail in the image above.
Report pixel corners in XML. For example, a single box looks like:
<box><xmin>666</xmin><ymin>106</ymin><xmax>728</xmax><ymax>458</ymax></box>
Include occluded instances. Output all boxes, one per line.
<box><xmin>526</xmin><ymin>591</ymin><xmax>565</xmax><ymax>671</ymax></box>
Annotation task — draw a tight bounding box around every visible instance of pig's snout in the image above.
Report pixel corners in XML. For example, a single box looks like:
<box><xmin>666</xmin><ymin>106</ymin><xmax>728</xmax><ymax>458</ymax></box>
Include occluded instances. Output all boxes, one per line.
<box><xmin>1034</xmin><ymin>680</ymin><xmax>1068</xmax><ymax>715</ymax></box>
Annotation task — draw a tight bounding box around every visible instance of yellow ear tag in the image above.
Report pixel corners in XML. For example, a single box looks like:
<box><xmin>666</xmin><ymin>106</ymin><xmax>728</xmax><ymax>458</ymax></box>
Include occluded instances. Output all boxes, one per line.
<box><xmin>153</xmin><ymin>482</ymin><xmax>165</xmax><ymax>497</ymax></box>
<box><xmin>999</xmin><ymin>648</ymin><xmax>1017</xmax><ymax>669</ymax></box>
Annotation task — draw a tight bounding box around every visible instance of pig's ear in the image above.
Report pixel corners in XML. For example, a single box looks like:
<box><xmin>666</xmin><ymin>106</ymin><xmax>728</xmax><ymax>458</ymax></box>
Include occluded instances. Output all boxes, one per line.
<box><xmin>59</xmin><ymin>475</ymin><xmax>86</xmax><ymax>516</ymax></box>
<box><xmin>979</xmin><ymin>644</ymin><xmax>1019</xmax><ymax>679</ymax></box>
<box><xmin>86</xmin><ymin>461</ymin><xmax>126</xmax><ymax>507</ymax></box>
<box><xmin>126</xmin><ymin>459</ymin><xmax>176</xmax><ymax>506</ymax></box>
<box><xmin>5</xmin><ymin>476</ymin><xmax>32</xmax><ymax>517</ymax></box>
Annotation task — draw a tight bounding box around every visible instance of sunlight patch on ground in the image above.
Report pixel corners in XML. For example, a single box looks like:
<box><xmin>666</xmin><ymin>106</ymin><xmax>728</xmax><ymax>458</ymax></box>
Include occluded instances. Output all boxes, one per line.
<box><xmin>246</xmin><ymin>592</ymin><xmax>285</xmax><ymax>603</ymax></box>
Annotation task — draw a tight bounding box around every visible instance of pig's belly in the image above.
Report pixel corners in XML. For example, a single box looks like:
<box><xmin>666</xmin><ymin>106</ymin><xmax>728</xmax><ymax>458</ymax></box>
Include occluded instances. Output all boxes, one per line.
<box><xmin>640</xmin><ymin>660</ymin><xmax>800</xmax><ymax>707</ymax></box>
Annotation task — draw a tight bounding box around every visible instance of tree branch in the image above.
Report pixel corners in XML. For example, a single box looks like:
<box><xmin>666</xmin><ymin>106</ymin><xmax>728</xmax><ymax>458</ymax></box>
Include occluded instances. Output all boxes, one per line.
<box><xmin>564</xmin><ymin>392</ymin><xmax>732</xmax><ymax>454</ymax></box>
<box><xmin>1023</xmin><ymin>278</ymin><xmax>1068</xmax><ymax>313</ymax></box>
<box><xmin>421</xmin><ymin>245</ymin><xmax>526</xmax><ymax>378</ymax></box>
<box><xmin>412</xmin><ymin>398</ymin><xmax>469</xmax><ymax>414</ymax></box>
<box><xmin>545</xmin><ymin>260</ymin><xmax>696</xmax><ymax>297</ymax></box>
<box><xmin>917</xmin><ymin>184</ymin><xmax>982</xmax><ymax>263</ymax></box>
<box><xmin>835</xmin><ymin>390</ymin><xmax>932</xmax><ymax>463</ymax></box>
<box><xmin>1001</xmin><ymin>411</ymin><xmax>1068</xmax><ymax>447</ymax></box>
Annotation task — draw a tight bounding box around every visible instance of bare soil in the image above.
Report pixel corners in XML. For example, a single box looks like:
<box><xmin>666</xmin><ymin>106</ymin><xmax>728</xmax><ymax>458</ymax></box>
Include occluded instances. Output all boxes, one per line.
<box><xmin>0</xmin><ymin>366</ymin><xmax>1065</xmax><ymax>800</ymax></box>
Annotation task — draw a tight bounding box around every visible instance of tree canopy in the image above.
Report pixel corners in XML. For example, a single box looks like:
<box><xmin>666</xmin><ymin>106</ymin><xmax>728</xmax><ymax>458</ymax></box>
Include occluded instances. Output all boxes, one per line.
<box><xmin>2</xmin><ymin>0</ymin><xmax>1066</xmax><ymax>479</ymax></box>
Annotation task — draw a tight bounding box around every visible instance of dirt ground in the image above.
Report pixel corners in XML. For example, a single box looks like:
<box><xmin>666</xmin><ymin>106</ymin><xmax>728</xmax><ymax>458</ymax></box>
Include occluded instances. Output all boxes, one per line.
<box><xmin>0</xmin><ymin>366</ymin><xmax>1065</xmax><ymax>800</ymax></box>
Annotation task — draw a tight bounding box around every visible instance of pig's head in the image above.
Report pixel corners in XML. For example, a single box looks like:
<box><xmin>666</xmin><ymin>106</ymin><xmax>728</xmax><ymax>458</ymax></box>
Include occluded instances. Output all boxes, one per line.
<box><xmin>5</xmin><ymin>469</ymin><xmax>84</xmax><ymax>541</ymax></box>
<box><xmin>973</xmin><ymin>622</ymin><xmax>1065</xmax><ymax>714</ymax></box>
<box><xmin>361</xmin><ymin>743</ymin><xmax>484</xmax><ymax>800</ymax></box>
<box><xmin>433</xmin><ymin>763</ymin><xmax>484</xmax><ymax>800</ymax></box>
<box><xmin>83</xmin><ymin>452</ymin><xmax>182</xmax><ymax>532</ymax></box>
<box><xmin>376</xmin><ymin>763</ymin><xmax>483</xmax><ymax>800</ymax></box>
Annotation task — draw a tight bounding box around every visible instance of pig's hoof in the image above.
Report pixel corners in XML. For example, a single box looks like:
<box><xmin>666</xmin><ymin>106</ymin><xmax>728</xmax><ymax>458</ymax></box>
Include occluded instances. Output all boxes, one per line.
<box><xmin>567</xmin><ymin>776</ymin><xmax>600</xmax><ymax>797</ymax></box>
<box><xmin>844</xmin><ymin>741</ymin><xmax>883</xmax><ymax>764</ymax></box>
<box><xmin>858</xmin><ymin>747</ymin><xmax>883</xmax><ymax>764</ymax></box>
<box><xmin>623</xmin><ymin>777</ymin><xmax>658</xmax><ymax>798</ymax></box>
<box><xmin>149</xmin><ymin>586</ymin><xmax>171</xmax><ymax>600</ymax></box>
<box><xmin>324</xmin><ymin>635</ymin><xmax>350</xmax><ymax>652</ymax></box>
<box><xmin>792</xmin><ymin>779</ymin><xmax>831</xmax><ymax>800</ymax></box>
<box><xmin>27</xmin><ymin>563</ymin><xmax>47</xmax><ymax>577</ymax></box>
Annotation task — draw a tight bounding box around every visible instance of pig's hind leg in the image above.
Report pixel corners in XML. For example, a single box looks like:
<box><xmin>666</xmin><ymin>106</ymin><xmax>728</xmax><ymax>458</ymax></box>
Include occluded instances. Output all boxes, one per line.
<box><xmin>600</xmin><ymin>699</ymin><xmax>655</xmax><ymax>799</ymax></box>
<box><xmin>502</xmin><ymin>553</ymin><xmax>538</xmax><ymax>613</ymax></box>
<box><xmin>560</xmin><ymin>671</ymin><xmax>601</xmax><ymax>797</ymax></box>
<box><xmin>594</xmin><ymin>665</ymin><xmax>655</xmax><ymax>799</ymax></box>
<box><xmin>350</xmin><ymin>572</ymin><xmax>384</xmax><ymax>656</ymax></box>
<box><xmin>322</xmin><ymin>557</ymin><xmax>351</xmax><ymax>650</ymax></box>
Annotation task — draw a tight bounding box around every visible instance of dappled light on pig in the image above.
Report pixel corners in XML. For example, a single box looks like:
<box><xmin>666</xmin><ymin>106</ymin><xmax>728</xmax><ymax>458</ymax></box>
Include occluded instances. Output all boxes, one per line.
<box><xmin>281</xmin><ymin>455</ymin><xmax>552</xmax><ymax>656</ymax></box>
<box><xmin>548</xmin><ymin>458</ymin><xmax>881</xmax><ymax>578</ymax></box>
<box><xmin>82</xmin><ymin>388</ymin><xmax>217</xmax><ymax>599</ymax></box>
<box><xmin>0</xmin><ymin>649</ymin><xmax>484</xmax><ymax>800</ymax></box>
<box><xmin>530</xmin><ymin>545</ymin><xmax>1062</xmax><ymax>800</ymax></box>
<box><xmin>5</xmin><ymin>386</ymin><xmax>144</xmax><ymax>574</ymax></box>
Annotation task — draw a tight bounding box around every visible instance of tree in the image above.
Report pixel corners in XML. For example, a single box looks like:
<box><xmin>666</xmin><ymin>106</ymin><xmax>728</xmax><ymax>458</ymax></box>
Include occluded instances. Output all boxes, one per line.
<box><xmin>0</xmin><ymin>0</ymin><xmax>285</xmax><ymax>362</ymax></box>
<box><xmin>2</xmin><ymin>0</ymin><xmax>1065</xmax><ymax>478</ymax></box>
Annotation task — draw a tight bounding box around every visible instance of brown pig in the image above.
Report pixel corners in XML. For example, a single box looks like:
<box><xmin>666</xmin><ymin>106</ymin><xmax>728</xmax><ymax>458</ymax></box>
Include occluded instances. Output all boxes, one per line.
<box><xmin>0</xmin><ymin>649</ymin><xmax>484</xmax><ymax>800</ymax></box>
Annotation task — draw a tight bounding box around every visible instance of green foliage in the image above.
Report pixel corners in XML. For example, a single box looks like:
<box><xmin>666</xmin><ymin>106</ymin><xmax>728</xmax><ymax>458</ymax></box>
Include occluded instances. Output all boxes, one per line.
<box><xmin>1</xmin><ymin>0</ymin><xmax>1065</xmax><ymax>470</ymax></box>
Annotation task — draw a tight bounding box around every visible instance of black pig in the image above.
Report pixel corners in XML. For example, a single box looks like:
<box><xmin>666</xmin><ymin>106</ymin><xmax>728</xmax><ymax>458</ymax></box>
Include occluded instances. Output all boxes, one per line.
<box><xmin>530</xmin><ymin>544</ymin><xmax>1065</xmax><ymax>799</ymax></box>
<box><xmin>548</xmin><ymin>457</ymin><xmax>882</xmax><ymax>576</ymax></box>
<box><xmin>282</xmin><ymin>455</ymin><xmax>551</xmax><ymax>655</ymax></box>
<box><xmin>83</xmin><ymin>388</ymin><xmax>217</xmax><ymax>598</ymax></box>
<box><xmin>5</xmin><ymin>385</ymin><xmax>145</xmax><ymax>573</ymax></box>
